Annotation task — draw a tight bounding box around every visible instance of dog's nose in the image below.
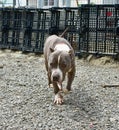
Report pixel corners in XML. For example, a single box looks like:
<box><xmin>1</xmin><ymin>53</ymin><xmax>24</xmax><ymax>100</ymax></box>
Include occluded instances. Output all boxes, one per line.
<box><xmin>53</xmin><ymin>75</ymin><xmax>59</xmax><ymax>81</ymax></box>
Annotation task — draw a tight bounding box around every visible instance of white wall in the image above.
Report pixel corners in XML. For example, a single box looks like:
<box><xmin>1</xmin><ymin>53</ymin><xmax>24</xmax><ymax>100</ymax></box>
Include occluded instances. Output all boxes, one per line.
<box><xmin>16</xmin><ymin>0</ymin><xmax>26</xmax><ymax>7</ymax></box>
<box><xmin>28</xmin><ymin>0</ymin><xmax>37</xmax><ymax>7</ymax></box>
<box><xmin>59</xmin><ymin>0</ymin><xmax>70</xmax><ymax>7</ymax></box>
<box><xmin>103</xmin><ymin>0</ymin><xmax>115</xmax><ymax>4</ymax></box>
<box><xmin>71</xmin><ymin>0</ymin><xmax>87</xmax><ymax>7</ymax></box>
<box><xmin>90</xmin><ymin>0</ymin><xmax>103</xmax><ymax>4</ymax></box>
<box><xmin>30</xmin><ymin>0</ymin><xmax>117</xmax><ymax>9</ymax></box>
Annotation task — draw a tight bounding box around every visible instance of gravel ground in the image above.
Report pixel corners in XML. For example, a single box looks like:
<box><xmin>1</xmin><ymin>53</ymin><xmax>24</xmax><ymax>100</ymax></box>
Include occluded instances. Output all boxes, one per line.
<box><xmin>0</xmin><ymin>50</ymin><xmax>119</xmax><ymax>130</ymax></box>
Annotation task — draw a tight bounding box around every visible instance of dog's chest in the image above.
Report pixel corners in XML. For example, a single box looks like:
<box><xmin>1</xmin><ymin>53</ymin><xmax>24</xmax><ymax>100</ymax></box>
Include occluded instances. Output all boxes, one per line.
<box><xmin>54</xmin><ymin>43</ymin><xmax>70</xmax><ymax>52</ymax></box>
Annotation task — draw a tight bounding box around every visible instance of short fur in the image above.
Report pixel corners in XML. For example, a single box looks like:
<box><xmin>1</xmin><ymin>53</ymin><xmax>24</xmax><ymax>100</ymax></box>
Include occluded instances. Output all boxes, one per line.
<box><xmin>44</xmin><ymin>35</ymin><xmax>75</xmax><ymax>104</ymax></box>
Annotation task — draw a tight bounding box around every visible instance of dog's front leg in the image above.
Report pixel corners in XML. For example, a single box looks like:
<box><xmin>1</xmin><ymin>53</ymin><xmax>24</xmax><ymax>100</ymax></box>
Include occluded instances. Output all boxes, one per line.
<box><xmin>53</xmin><ymin>82</ymin><xmax>63</xmax><ymax>105</ymax></box>
<box><xmin>47</xmin><ymin>71</ymin><xmax>52</xmax><ymax>87</ymax></box>
<box><xmin>66</xmin><ymin>67</ymin><xmax>75</xmax><ymax>91</ymax></box>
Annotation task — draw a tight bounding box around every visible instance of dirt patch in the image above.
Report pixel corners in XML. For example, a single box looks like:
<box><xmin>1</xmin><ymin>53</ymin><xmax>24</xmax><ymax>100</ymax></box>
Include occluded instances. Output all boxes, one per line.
<box><xmin>85</xmin><ymin>54</ymin><xmax>119</xmax><ymax>67</ymax></box>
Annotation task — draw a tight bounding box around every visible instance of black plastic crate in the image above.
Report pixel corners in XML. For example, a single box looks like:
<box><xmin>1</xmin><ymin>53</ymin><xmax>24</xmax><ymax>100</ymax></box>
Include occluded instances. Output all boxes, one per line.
<box><xmin>0</xmin><ymin>6</ymin><xmax>118</xmax><ymax>56</ymax></box>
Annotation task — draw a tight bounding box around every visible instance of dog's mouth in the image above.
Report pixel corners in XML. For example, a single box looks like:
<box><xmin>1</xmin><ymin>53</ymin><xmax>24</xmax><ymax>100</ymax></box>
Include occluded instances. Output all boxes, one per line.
<box><xmin>52</xmin><ymin>78</ymin><xmax>62</xmax><ymax>91</ymax></box>
<box><xmin>51</xmin><ymin>69</ymin><xmax>63</xmax><ymax>90</ymax></box>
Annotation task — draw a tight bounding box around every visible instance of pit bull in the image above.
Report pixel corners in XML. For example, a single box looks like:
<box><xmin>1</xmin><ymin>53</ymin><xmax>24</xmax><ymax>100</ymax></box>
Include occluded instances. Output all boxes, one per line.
<box><xmin>44</xmin><ymin>35</ymin><xmax>75</xmax><ymax>105</ymax></box>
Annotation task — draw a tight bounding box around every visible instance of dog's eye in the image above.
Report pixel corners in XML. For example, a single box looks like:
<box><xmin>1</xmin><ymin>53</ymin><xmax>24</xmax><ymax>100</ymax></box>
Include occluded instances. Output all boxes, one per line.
<box><xmin>50</xmin><ymin>63</ymin><xmax>53</xmax><ymax>67</ymax></box>
<box><xmin>62</xmin><ymin>63</ymin><xmax>66</xmax><ymax>68</ymax></box>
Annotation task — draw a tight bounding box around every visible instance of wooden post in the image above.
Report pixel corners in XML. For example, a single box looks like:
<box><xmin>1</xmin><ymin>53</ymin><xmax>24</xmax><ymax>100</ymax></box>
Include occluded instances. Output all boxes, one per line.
<box><xmin>76</xmin><ymin>0</ymin><xmax>79</xmax><ymax>6</ymax></box>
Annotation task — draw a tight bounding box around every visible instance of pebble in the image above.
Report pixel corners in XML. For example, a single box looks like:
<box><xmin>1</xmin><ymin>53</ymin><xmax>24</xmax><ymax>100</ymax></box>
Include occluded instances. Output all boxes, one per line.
<box><xmin>0</xmin><ymin>64</ymin><xmax>4</xmax><ymax>68</ymax></box>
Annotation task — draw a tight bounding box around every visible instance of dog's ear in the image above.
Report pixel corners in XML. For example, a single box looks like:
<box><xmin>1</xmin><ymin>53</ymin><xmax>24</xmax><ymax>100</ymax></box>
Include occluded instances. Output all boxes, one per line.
<box><xmin>68</xmin><ymin>50</ymin><xmax>74</xmax><ymax>60</ymax></box>
<box><xmin>50</xmin><ymin>47</ymin><xmax>54</xmax><ymax>52</ymax></box>
<box><xmin>68</xmin><ymin>50</ymin><xmax>72</xmax><ymax>55</ymax></box>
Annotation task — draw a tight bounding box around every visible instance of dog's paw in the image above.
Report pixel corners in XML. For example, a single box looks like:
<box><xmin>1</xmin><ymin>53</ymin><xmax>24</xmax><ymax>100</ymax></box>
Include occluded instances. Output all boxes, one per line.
<box><xmin>54</xmin><ymin>93</ymin><xmax>63</xmax><ymax>105</ymax></box>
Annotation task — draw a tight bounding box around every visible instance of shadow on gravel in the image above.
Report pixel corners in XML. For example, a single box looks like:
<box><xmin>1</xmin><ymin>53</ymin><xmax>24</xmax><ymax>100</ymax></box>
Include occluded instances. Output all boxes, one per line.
<box><xmin>65</xmin><ymin>86</ymin><xmax>102</xmax><ymax>123</ymax></box>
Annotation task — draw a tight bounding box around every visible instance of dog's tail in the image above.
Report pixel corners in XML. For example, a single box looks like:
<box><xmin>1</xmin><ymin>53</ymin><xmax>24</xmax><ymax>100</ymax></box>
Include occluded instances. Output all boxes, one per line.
<box><xmin>60</xmin><ymin>27</ymin><xmax>69</xmax><ymax>37</ymax></box>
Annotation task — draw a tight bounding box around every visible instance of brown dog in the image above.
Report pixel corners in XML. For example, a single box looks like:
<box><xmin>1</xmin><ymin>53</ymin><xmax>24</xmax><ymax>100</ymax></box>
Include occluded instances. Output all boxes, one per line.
<box><xmin>44</xmin><ymin>35</ymin><xmax>75</xmax><ymax>104</ymax></box>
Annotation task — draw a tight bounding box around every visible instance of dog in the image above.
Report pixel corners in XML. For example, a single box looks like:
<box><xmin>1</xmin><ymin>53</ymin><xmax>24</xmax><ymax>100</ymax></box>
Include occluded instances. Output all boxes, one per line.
<box><xmin>44</xmin><ymin>35</ymin><xmax>75</xmax><ymax>105</ymax></box>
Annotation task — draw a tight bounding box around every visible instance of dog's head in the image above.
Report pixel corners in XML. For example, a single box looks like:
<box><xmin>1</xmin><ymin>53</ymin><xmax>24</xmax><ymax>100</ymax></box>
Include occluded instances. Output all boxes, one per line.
<box><xmin>48</xmin><ymin>49</ymin><xmax>73</xmax><ymax>85</ymax></box>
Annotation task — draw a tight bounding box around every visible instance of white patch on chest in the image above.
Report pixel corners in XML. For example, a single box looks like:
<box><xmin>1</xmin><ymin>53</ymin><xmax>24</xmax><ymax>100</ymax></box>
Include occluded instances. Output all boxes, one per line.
<box><xmin>54</xmin><ymin>43</ymin><xmax>70</xmax><ymax>51</ymax></box>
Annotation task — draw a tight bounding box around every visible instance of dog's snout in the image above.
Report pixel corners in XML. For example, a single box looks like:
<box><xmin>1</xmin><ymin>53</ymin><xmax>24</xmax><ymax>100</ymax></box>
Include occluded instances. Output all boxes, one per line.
<box><xmin>51</xmin><ymin>69</ymin><xmax>63</xmax><ymax>83</ymax></box>
<box><xmin>53</xmin><ymin>74</ymin><xmax>59</xmax><ymax>81</ymax></box>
